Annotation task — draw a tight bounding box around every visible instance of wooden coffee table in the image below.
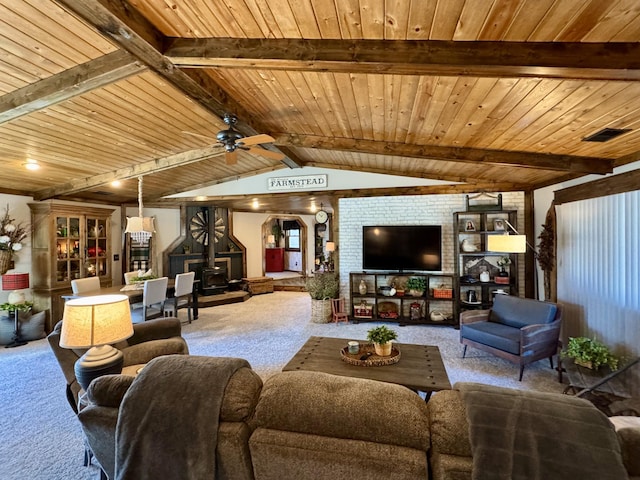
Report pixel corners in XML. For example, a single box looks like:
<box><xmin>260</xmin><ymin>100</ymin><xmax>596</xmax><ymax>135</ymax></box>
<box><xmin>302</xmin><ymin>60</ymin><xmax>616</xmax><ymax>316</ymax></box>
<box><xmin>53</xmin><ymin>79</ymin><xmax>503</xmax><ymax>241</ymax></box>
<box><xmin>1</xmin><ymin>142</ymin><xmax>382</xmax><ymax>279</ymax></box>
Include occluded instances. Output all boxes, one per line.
<box><xmin>282</xmin><ymin>336</ymin><xmax>451</xmax><ymax>400</ymax></box>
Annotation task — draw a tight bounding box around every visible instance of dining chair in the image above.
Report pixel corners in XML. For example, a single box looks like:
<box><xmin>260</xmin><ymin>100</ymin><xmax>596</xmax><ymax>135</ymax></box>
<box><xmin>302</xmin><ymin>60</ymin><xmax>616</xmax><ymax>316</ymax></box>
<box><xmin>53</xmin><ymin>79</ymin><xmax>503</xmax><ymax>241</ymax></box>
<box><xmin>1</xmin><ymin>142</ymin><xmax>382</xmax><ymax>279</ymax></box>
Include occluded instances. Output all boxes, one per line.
<box><xmin>164</xmin><ymin>271</ymin><xmax>195</xmax><ymax>323</ymax></box>
<box><xmin>123</xmin><ymin>271</ymin><xmax>139</xmax><ymax>285</ymax></box>
<box><xmin>71</xmin><ymin>276</ymin><xmax>101</xmax><ymax>294</ymax></box>
<box><xmin>130</xmin><ymin>277</ymin><xmax>169</xmax><ymax>323</ymax></box>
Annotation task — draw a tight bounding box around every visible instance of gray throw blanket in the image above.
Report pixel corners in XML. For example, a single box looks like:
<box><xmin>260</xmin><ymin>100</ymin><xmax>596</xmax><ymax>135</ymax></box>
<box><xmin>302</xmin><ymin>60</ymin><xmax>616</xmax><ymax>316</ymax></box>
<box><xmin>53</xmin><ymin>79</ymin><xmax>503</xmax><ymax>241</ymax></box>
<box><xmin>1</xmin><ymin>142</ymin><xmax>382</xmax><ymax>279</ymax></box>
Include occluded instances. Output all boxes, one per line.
<box><xmin>115</xmin><ymin>355</ymin><xmax>250</xmax><ymax>480</ymax></box>
<box><xmin>457</xmin><ymin>382</ymin><xmax>628</xmax><ymax>480</ymax></box>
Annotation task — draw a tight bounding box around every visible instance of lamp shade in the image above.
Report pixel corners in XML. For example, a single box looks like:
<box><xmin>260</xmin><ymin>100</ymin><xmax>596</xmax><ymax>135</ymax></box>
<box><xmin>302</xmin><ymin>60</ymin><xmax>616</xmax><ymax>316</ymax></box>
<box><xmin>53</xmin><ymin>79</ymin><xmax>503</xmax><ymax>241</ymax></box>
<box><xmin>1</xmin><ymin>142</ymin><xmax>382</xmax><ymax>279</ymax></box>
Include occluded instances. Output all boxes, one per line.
<box><xmin>267</xmin><ymin>235</ymin><xmax>275</xmax><ymax>244</ymax></box>
<box><xmin>2</xmin><ymin>272</ymin><xmax>29</xmax><ymax>291</ymax></box>
<box><xmin>486</xmin><ymin>234</ymin><xmax>527</xmax><ymax>253</ymax></box>
<box><xmin>326</xmin><ymin>241</ymin><xmax>335</xmax><ymax>252</ymax></box>
<box><xmin>60</xmin><ymin>294</ymin><xmax>133</xmax><ymax>349</ymax></box>
<box><xmin>124</xmin><ymin>216</ymin><xmax>156</xmax><ymax>234</ymax></box>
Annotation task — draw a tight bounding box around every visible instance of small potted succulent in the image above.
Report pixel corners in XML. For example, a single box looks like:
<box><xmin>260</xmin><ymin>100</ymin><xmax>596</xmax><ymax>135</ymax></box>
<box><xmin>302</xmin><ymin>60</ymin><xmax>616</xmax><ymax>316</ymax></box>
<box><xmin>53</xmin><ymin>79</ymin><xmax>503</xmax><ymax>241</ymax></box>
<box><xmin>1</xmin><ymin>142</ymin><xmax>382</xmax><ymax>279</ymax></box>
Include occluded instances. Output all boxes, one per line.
<box><xmin>367</xmin><ymin>325</ymin><xmax>398</xmax><ymax>356</ymax></box>
<box><xmin>563</xmin><ymin>337</ymin><xmax>619</xmax><ymax>371</ymax></box>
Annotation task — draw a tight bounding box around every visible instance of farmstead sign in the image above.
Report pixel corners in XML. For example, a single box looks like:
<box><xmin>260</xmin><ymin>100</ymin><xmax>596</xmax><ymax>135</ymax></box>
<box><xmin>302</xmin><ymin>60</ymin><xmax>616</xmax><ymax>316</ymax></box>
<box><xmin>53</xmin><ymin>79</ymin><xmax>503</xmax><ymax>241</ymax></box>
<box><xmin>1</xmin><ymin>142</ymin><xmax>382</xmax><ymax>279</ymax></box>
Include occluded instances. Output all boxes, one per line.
<box><xmin>267</xmin><ymin>174</ymin><xmax>327</xmax><ymax>191</ymax></box>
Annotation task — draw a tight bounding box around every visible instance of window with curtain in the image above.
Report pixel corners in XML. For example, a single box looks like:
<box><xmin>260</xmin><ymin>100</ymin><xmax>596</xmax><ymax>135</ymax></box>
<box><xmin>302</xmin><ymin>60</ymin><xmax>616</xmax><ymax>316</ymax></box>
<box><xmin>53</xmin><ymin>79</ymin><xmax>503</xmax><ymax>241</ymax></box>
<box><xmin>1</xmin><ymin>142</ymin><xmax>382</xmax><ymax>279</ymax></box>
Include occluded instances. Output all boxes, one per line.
<box><xmin>557</xmin><ymin>191</ymin><xmax>640</xmax><ymax>389</ymax></box>
<box><xmin>283</xmin><ymin>220</ymin><xmax>300</xmax><ymax>251</ymax></box>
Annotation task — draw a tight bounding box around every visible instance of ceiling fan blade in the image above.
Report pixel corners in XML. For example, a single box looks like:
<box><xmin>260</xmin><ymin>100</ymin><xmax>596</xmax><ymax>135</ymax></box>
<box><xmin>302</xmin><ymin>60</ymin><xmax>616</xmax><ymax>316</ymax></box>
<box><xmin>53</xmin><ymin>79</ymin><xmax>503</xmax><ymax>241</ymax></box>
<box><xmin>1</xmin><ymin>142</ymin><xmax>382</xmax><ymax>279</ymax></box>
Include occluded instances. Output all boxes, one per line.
<box><xmin>182</xmin><ymin>130</ymin><xmax>214</xmax><ymax>141</ymax></box>
<box><xmin>225</xmin><ymin>150</ymin><xmax>238</xmax><ymax>165</ymax></box>
<box><xmin>247</xmin><ymin>146</ymin><xmax>285</xmax><ymax>161</ymax></box>
<box><xmin>237</xmin><ymin>134</ymin><xmax>276</xmax><ymax>147</ymax></box>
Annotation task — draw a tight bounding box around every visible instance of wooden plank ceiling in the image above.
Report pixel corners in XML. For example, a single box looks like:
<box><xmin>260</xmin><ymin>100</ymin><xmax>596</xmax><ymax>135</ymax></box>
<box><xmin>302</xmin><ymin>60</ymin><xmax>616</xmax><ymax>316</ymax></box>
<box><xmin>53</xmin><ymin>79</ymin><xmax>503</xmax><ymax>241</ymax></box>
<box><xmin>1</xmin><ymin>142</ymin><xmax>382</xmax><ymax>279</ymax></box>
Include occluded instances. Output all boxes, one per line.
<box><xmin>1</xmin><ymin>0</ymin><xmax>639</xmax><ymax>212</ymax></box>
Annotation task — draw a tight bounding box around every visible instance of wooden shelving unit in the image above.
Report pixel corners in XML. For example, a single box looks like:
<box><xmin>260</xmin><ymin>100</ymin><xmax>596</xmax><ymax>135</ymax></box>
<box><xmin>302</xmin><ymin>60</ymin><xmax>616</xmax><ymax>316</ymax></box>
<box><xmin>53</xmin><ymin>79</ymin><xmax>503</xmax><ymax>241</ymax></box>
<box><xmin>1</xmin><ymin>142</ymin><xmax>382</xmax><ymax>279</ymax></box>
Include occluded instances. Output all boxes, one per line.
<box><xmin>453</xmin><ymin>210</ymin><xmax>519</xmax><ymax>327</ymax></box>
<box><xmin>349</xmin><ymin>271</ymin><xmax>455</xmax><ymax>326</ymax></box>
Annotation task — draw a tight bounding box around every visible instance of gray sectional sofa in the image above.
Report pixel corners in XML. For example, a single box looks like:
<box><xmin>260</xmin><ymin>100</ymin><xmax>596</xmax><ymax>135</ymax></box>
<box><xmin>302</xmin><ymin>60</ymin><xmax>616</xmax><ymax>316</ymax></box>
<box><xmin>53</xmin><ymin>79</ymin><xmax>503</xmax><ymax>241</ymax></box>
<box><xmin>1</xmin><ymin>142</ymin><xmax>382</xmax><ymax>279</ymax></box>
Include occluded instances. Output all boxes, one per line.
<box><xmin>78</xmin><ymin>355</ymin><xmax>638</xmax><ymax>480</ymax></box>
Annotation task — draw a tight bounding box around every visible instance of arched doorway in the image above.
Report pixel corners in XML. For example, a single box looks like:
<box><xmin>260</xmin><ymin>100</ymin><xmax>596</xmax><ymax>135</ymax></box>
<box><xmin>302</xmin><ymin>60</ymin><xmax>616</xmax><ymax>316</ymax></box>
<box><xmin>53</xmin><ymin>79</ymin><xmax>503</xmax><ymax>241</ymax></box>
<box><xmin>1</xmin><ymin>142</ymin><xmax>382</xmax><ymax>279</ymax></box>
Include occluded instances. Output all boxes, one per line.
<box><xmin>262</xmin><ymin>215</ymin><xmax>307</xmax><ymax>278</ymax></box>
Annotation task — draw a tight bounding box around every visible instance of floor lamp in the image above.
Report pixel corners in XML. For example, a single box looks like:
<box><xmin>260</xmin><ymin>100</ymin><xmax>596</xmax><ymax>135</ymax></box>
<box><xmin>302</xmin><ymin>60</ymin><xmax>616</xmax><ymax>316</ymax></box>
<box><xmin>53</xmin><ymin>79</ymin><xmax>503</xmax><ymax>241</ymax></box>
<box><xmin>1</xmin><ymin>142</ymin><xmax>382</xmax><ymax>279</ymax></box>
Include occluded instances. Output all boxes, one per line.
<box><xmin>2</xmin><ymin>272</ymin><xmax>30</xmax><ymax>348</ymax></box>
<box><xmin>60</xmin><ymin>294</ymin><xmax>134</xmax><ymax>391</ymax></box>
<box><xmin>486</xmin><ymin>220</ymin><xmax>539</xmax><ymax>300</ymax></box>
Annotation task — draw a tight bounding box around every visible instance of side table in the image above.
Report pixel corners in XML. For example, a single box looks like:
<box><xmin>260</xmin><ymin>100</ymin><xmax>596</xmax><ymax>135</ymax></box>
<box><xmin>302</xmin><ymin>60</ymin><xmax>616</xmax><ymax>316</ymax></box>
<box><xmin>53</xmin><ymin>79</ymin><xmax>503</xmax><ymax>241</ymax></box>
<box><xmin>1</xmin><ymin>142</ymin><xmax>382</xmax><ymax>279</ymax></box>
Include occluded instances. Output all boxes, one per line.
<box><xmin>560</xmin><ymin>356</ymin><xmax>639</xmax><ymax>398</ymax></box>
<box><xmin>559</xmin><ymin>355</ymin><xmax>640</xmax><ymax>415</ymax></box>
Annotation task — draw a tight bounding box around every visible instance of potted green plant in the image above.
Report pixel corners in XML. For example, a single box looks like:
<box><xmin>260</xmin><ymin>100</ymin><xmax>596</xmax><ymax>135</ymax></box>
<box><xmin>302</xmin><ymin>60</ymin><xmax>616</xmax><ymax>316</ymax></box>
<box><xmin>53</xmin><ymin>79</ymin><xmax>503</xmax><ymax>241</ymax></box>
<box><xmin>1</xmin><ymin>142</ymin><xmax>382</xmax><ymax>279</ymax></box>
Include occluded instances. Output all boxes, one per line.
<box><xmin>0</xmin><ymin>301</ymin><xmax>33</xmax><ymax>314</ymax></box>
<box><xmin>405</xmin><ymin>277</ymin><xmax>426</xmax><ymax>297</ymax></box>
<box><xmin>306</xmin><ymin>272</ymin><xmax>339</xmax><ymax>323</ymax></box>
<box><xmin>367</xmin><ymin>325</ymin><xmax>398</xmax><ymax>356</ymax></box>
<box><xmin>563</xmin><ymin>337</ymin><xmax>619</xmax><ymax>371</ymax></box>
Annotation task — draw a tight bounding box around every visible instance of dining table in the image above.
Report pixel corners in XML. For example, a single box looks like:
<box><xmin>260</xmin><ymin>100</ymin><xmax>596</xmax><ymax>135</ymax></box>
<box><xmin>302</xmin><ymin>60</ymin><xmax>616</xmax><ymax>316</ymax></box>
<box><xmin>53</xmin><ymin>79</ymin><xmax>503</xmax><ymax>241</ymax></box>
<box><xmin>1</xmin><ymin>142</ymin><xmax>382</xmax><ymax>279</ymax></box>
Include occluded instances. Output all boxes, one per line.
<box><xmin>61</xmin><ymin>279</ymin><xmax>199</xmax><ymax>320</ymax></box>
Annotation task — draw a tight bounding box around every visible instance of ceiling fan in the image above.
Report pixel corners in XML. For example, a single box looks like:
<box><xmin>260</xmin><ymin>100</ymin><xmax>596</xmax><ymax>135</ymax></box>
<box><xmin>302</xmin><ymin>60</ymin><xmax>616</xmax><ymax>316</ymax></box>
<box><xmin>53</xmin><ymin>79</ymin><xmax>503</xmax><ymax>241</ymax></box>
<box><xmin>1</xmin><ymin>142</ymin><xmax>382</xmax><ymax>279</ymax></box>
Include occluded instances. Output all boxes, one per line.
<box><xmin>184</xmin><ymin>113</ymin><xmax>284</xmax><ymax>165</ymax></box>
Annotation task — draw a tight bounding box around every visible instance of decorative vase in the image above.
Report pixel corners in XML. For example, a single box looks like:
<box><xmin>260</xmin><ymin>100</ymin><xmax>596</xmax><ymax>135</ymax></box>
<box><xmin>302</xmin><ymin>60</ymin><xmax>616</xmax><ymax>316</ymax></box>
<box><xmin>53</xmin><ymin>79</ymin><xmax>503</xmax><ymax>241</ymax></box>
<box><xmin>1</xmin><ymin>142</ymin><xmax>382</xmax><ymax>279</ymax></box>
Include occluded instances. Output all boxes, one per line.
<box><xmin>374</xmin><ymin>341</ymin><xmax>393</xmax><ymax>357</ymax></box>
<box><xmin>0</xmin><ymin>250</ymin><xmax>11</xmax><ymax>275</ymax></box>
<box><xmin>358</xmin><ymin>280</ymin><xmax>367</xmax><ymax>295</ymax></box>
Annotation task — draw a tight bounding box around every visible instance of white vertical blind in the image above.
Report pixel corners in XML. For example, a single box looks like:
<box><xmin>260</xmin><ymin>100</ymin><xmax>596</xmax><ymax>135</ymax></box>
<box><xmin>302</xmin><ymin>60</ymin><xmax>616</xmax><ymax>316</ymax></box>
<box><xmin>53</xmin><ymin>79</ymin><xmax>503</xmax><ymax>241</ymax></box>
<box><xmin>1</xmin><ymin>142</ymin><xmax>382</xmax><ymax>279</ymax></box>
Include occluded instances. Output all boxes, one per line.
<box><xmin>557</xmin><ymin>191</ymin><xmax>640</xmax><ymax>394</ymax></box>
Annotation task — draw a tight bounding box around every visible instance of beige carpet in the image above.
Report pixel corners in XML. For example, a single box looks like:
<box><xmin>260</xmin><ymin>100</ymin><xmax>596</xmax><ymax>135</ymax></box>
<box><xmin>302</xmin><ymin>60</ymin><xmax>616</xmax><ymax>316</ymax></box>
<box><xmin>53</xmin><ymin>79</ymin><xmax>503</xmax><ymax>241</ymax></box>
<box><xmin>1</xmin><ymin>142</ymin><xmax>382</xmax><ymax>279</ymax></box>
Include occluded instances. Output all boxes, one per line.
<box><xmin>0</xmin><ymin>291</ymin><xmax>565</xmax><ymax>479</ymax></box>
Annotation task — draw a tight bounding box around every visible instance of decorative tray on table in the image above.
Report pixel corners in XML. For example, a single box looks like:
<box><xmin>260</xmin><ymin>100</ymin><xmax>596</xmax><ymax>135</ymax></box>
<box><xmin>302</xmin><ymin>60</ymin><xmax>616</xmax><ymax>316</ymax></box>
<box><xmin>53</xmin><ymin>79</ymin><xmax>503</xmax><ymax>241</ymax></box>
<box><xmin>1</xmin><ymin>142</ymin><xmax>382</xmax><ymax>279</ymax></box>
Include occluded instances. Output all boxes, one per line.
<box><xmin>340</xmin><ymin>343</ymin><xmax>401</xmax><ymax>367</ymax></box>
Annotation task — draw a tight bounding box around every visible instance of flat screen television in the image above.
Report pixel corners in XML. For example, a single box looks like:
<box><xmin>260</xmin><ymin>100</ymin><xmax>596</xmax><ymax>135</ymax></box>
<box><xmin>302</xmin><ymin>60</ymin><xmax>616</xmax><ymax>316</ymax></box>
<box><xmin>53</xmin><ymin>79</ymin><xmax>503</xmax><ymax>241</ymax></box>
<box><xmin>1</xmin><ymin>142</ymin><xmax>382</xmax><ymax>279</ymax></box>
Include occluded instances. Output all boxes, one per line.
<box><xmin>362</xmin><ymin>225</ymin><xmax>442</xmax><ymax>272</ymax></box>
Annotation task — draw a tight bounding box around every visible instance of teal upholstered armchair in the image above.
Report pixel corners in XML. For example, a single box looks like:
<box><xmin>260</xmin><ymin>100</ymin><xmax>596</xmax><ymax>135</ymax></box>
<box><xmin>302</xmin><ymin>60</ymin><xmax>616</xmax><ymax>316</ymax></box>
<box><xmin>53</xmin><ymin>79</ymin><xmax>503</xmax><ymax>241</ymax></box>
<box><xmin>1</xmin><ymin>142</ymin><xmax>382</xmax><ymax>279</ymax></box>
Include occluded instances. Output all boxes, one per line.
<box><xmin>460</xmin><ymin>294</ymin><xmax>562</xmax><ymax>380</ymax></box>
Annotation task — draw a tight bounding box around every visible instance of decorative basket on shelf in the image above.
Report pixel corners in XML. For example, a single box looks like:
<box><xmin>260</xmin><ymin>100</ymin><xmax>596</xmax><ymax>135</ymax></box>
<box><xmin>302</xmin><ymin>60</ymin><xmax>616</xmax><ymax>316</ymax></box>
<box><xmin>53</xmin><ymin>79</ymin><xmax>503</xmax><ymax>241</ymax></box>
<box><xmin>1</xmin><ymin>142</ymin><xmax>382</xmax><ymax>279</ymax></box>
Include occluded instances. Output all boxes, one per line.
<box><xmin>432</xmin><ymin>286</ymin><xmax>453</xmax><ymax>299</ymax></box>
<box><xmin>0</xmin><ymin>250</ymin><xmax>11</xmax><ymax>276</ymax></box>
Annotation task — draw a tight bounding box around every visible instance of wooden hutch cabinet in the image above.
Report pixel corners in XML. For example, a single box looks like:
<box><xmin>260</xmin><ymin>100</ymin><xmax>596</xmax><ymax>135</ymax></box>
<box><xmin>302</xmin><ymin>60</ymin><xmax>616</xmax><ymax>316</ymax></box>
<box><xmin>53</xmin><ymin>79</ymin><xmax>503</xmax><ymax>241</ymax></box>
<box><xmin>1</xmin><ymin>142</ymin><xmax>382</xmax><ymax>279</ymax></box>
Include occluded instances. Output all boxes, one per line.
<box><xmin>29</xmin><ymin>203</ymin><xmax>115</xmax><ymax>331</ymax></box>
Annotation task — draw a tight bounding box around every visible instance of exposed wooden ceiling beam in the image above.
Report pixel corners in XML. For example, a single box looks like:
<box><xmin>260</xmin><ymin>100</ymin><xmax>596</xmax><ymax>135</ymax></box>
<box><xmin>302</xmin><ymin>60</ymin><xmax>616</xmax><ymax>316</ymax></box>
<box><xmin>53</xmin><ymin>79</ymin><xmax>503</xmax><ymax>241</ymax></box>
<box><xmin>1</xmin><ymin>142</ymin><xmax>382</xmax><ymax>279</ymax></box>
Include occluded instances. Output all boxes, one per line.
<box><xmin>165</xmin><ymin>38</ymin><xmax>640</xmax><ymax>81</ymax></box>
<box><xmin>0</xmin><ymin>50</ymin><xmax>145</xmax><ymax>124</ymax></box>
<box><xmin>303</xmin><ymin>161</ymin><xmax>505</xmax><ymax>186</ymax></box>
<box><xmin>154</xmin><ymin>165</ymin><xmax>289</xmax><ymax>200</ymax></box>
<box><xmin>275</xmin><ymin>134</ymin><xmax>613</xmax><ymax>174</ymax></box>
<box><xmin>554</xmin><ymin>169</ymin><xmax>640</xmax><ymax>205</ymax></box>
<box><xmin>55</xmin><ymin>0</ymin><xmax>303</xmax><ymax>168</ymax></box>
<box><xmin>33</xmin><ymin>145</ymin><xmax>225</xmax><ymax>200</ymax></box>
<box><xmin>156</xmin><ymin>182</ymin><xmax>523</xmax><ymax>209</ymax></box>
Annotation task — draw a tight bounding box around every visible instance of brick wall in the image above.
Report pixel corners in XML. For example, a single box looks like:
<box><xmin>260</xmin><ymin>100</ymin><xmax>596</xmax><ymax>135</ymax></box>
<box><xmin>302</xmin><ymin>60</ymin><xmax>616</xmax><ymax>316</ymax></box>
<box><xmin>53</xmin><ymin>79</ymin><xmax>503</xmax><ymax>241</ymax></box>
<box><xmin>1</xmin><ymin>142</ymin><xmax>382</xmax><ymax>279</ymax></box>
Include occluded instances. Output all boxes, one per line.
<box><xmin>337</xmin><ymin>192</ymin><xmax>525</xmax><ymax>300</ymax></box>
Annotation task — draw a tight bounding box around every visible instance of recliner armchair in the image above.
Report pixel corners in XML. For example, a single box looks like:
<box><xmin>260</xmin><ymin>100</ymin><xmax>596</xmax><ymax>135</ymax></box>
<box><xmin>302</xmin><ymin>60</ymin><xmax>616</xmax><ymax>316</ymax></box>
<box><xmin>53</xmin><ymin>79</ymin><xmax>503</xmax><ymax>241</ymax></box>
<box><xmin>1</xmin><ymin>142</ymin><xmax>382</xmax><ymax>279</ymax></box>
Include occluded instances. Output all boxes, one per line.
<box><xmin>77</xmin><ymin>356</ymin><xmax>263</xmax><ymax>480</ymax></box>
<box><xmin>48</xmin><ymin>317</ymin><xmax>189</xmax><ymax>413</ymax></box>
<box><xmin>460</xmin><ymin>294</ymin><xmax>562</xmax><ymax>380</ymax></box>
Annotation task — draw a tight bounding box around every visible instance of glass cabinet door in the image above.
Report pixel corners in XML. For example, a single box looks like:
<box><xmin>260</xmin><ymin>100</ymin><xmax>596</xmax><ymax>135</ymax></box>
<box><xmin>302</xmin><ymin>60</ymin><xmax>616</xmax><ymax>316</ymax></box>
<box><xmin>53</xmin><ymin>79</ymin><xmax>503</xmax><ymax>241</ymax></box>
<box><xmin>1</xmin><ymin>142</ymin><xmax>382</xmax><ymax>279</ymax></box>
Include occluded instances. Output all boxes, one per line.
<box><xmin>55</xmin><ymin>216</ymin><xmax>82</xmax><ymax>284</ymax></box>
<box><xmin>85</xmin><ymin>217</ymin><xmax>108</xmax><ymax>278</ymax></box>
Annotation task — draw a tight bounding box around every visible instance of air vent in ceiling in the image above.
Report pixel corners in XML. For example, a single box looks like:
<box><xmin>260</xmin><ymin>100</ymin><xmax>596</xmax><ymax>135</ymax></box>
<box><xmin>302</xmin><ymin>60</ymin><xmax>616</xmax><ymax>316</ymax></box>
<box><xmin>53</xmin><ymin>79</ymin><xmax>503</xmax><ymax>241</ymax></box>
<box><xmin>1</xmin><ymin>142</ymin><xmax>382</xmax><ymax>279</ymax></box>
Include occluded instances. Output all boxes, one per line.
<box><xmin>583</xmin><ymin>128</ymin><xmax>631</xmax><ymax>142</ymax></box>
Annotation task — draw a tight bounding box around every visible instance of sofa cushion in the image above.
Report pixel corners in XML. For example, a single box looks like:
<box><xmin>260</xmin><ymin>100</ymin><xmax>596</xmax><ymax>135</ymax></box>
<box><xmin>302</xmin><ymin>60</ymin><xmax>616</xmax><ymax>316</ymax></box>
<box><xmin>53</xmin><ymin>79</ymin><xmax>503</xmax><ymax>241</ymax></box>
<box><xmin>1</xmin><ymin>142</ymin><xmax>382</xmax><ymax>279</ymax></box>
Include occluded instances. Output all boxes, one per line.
<box><xmin>610</xmin><ymin>416</ymin><xmax>640</xmax><ymax>477</ymax></box>
<box><xmin>220</xmin><ymin>367</ymin><xmax>263</xmax><ymax>422</ymax></box>
<box><xmin>461</xmin><ymin>321</ymin><xmax>521</xmax><ymax>354</ymax></box>
<box><xmin>428</xmin><ymin>390</ymin><xmax>472</xmax><ymax>458</ymax></box>
<box><xmin>255</xmin><ymin>371</ymin><xmax>430</xmax><ymax>451</ymax></box>
<box><xmin>250</xmin><ymin>429</ymin><xmax>429</xmax><ymax>480</ymax></box>
<box><xmin>489</xmin><ymin>295</ymin><xmax>557</xmax><ymax>329</ymax></box>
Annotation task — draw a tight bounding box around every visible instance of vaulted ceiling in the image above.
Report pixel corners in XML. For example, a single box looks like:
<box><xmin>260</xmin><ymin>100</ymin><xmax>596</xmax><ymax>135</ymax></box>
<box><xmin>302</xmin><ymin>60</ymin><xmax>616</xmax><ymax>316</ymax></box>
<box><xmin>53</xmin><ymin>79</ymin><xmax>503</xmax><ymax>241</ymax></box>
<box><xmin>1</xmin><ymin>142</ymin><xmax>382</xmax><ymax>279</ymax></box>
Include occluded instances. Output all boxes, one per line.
<box><xmin>1</xmin><ymin>0</ymin><xmax>640</xmax><ymax>213</ymax></box>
